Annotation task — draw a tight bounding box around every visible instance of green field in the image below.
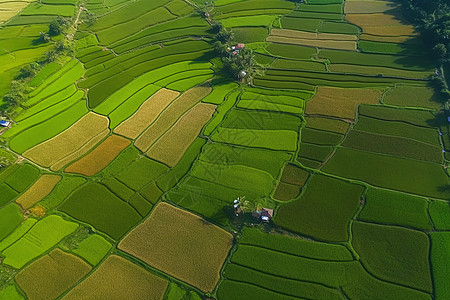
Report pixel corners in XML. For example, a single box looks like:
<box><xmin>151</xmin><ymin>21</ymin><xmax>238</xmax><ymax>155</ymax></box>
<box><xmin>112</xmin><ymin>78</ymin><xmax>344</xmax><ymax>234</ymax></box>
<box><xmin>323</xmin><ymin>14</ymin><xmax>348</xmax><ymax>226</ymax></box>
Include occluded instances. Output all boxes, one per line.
<box><xmin>275</xmin><ymin>174</ymin><xmax>364</xmax><ymax>242</ymax></box>
<box><xmin>58</xmin><ymin>183</ymin><xmax>142</xmax><ymax>240</ymax></box>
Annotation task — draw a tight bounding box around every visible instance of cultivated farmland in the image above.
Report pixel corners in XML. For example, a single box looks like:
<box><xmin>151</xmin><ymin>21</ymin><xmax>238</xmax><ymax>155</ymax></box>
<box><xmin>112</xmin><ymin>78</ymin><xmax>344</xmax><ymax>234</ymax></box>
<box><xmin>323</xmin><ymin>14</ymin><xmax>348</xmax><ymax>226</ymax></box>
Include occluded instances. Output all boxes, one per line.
<box><xmin>119</xmin><ymin>202</ymin><xmax>233</xmax><ymax>292</ymax></box>
<box><xmin>0</xmin><ymin>0</ymin><xmax>448</xmax><ymax>298</ymax></box>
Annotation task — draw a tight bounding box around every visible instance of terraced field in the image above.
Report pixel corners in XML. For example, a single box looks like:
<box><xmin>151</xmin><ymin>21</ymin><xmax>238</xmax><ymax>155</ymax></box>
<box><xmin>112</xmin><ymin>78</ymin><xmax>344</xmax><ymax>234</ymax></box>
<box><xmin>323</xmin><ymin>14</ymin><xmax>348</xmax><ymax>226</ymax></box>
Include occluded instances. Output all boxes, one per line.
<box><xmin>0</xmin><ymin>0</ymin><xmax>449</xmax><ymax>299</ymax></box>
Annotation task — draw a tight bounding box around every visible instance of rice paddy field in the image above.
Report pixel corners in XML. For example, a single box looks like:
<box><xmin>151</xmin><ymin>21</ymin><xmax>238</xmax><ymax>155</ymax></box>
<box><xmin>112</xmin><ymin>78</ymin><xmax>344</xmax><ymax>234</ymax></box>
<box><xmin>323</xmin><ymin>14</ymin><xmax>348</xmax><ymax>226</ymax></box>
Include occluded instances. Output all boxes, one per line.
<box><xmin>0</xmin><ymin>0</ymin><xmax>449</xmax><ymax>299</ymax></box>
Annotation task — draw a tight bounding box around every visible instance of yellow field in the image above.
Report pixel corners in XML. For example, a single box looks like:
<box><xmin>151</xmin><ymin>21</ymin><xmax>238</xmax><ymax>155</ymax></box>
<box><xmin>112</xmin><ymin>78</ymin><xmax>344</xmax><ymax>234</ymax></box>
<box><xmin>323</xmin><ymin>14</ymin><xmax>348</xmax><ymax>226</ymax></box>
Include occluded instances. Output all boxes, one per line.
<box><xmin>345</xmin><ymin>0</ymin><xmax>400</xmax><ymax>14</ymax></box>
<box><xmin>346</xmin><ymin>13</ymin><xmax>417</xmax><ymax>36</ymax></box>
<box><xmin>23</xmin><ymin>112</ymin><xmax>110</xmax><ymax>167</ymax></box>
<box><xmin>118</xmin><ymin>202</ymin><xmax>233</xmax><ymax>292</ymax></box>
<box><xmin>135</xmin><ymin>86</ymin><xmax>212</xmax><ymax>152</ymax></box>
<box><xmin>147</xmin><ymin>103</ymin><xmax>216</xmax><ymax>167</ymax></box>
<box><xmin>50</xmin><ymin>129</ymin><xmax>109</xmax><ymax>171</ymax></box>
<box><xmin>65</xmin><ymin>135</ymin><xmax>131</xmax><ymax>176</ymax></box>
<box><xmin>271</xmin><ymin>29</ymin><xmax>357</xmax><ymax>41</ymax></box>
<box><xmin>16</xmin><ymin>248</ymin><xmax>91</xmax><ymax>300</ymax></box>
<box><xmin>114</xmin><ymin>88</ymin><xmax>180</xmax><ymax>139</ymax></box>
<box><xmin>347</xmin><ymin>13</ymin><xmax>408</xmax><ymax>27</ymax></box>
<box><xmin>16</xmin><ymin>174</ymin><xmax>61</xmax><ymax>209</ymax></box>
<box><xmin>0</xmin><ymin>0</ymin><xmax>31</xmax><ymax>24</ymax></box>
<box><xmin>267</xmin><ymin>36</ymin><xmax>357</xmax><ymax>51</ymax></box>
<box><xmin>306</xmin><ymin>86</ymin><xmax>382</xmax><ymax>120</ymax></box>
<box><xmin>328</xmin><ymin>64</ymin><xmax>432</xmax><ymax>79</ymax></box>
<box><xmin>62</xmin><ymin>255</ymin><xmax>168</xmax><ymax>300</ymax></box>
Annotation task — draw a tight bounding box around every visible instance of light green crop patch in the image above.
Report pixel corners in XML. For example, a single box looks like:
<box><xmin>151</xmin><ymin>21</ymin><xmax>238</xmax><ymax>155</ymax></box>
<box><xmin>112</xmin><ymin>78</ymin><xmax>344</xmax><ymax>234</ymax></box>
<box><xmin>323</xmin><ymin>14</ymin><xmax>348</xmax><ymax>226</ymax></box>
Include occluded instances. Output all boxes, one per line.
<box><xmin>0</xmin><ymin>285</ymin><xmax>24</xmax><ymax>300</ymax></box>
<box><xmin>73</xmin><ymin>234</ymin><xmax>112</xmax><ymax>266</ymax></box>
<box><xmin>2</xmin><ymin>215</ymin><xmax>78</xmax><ymax>269</ymax></box>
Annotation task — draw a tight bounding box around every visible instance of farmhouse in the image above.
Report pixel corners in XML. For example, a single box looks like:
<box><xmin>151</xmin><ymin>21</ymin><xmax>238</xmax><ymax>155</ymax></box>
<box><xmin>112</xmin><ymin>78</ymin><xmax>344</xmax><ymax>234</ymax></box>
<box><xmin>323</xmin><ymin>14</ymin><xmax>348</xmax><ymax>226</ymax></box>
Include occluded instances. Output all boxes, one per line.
<box><xmin>251</xmin><ymin>207</ymin><xmax>274</xmax><ymax>221</ymax></box>
<box><xmin>261</xmin><ymin>208</ymin><xmax>274</xmax><ymax>221</ymax></box>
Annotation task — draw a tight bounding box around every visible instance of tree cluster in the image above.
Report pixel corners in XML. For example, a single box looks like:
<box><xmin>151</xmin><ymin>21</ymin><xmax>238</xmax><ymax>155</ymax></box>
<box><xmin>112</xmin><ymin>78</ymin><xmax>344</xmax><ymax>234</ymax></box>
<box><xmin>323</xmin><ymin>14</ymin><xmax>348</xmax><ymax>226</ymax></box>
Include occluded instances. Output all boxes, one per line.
<box><xmin>1</xmin><ymin>17</ymin><xmax>74</xmax><ymax>115</ymax></box>
<box><xmin>401</xmin><ymin>0</ymin><xmax>450</xmax><ymax>106</ymax></box>
<box><xmin>212</xmin><ymin>23</ymin><xmax>256</xmax><ymax>81</ymax></box>
<box><xmin>49</xmin><ymin>16</ymin><xmax>70</xmax><ymax>36</ymax></box>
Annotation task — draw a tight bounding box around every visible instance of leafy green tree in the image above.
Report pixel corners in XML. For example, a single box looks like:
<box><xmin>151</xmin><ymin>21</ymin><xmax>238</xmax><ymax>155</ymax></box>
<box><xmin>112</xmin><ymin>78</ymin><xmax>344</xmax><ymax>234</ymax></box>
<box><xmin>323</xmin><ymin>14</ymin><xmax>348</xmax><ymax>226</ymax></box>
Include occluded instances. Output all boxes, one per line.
<box><xmin>49</xmin><ymin>16</ymin><xmax>69</xmax><ymax>36</ymax></box>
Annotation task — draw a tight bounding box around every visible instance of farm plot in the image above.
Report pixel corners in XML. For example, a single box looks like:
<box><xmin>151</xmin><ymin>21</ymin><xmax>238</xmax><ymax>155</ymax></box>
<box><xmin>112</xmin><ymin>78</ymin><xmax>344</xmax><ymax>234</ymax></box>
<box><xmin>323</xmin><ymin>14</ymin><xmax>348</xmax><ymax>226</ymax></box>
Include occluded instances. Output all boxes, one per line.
<box><xmin>1</xmin><ymin>215</ymin><xmax>78</xmax><ymax>269</ymax></box>
<box><xmin>114</xmin><ymin>88</ymin><xmax>180</xmax><ymax>139</ymax></box>
<box><xmin>58</xmin><ymin>183</ymin><xmax>141</xmax><ymax>240</ymax></box>
<box><xmin>0</xmin><ymin>184</ymin><xmax>18</xmax><ymax>207</ymax></box>
<box><xmin>0</xmin><ymin>0</ymin><xmax>32</xmax><ymax>24</ymax></box>
<box><xmin>297</xmin><ymin>143</ymin><xmax>334</xmax><ymax>167</ymax></box>
<box><xmin>9</xmin><ymin>101</ymin><xmax>89</xmax><ymax>154</ymax></box>
<box><xmin>352</xmin><ymin>221</ymin><xmax>432</xmax><ymax>293</ymax></box>
<box><xmin>328</xmin><ymin>63</ymin><xmax>433</xmax><ymax>79</ymax></box>
<box><xmin>345</xmin><ymin>0</ymin><xmax>400</xmax><ymax>14</ymax></box>
<box><xmin>280</xmin><ymin>16</ymin><xmax>322</xmax><ymax>32</ymax></box>
<box><xmin>305</xmin><ymin>86</ymin><xmax>382</xmax><ymax>119</ymax></box>
<box><xmin>115</xmin><ymin>156</ymin><xmax>168</xmax><ymax>191</ymax></box>
<box><xmin>219</xmin><ymin>229</ymin><xmax>430</xmax><ymax>300</ymax></box>
<box><xmin>273</xmin><ymin>163</ymin><xmax>310</xmax><ymax>201</ymax></box>
<box><xmin>323</xmin><ymin>147</ymin><xmax>450</xmax><ymax>199</ymax></box>
<box><xmin>300</xmin><ymin>128</ymin><xmax>343</xmax><ymax>146</ymax></box>
<box><xmin>15</xmin><ymin>174</ymin><xmax>61</xmax><ymax>209</ymax></box>
<box><xmin>190</xmin><ymin>161</ymin><xmax>275</xmax><ymax>197</ymax></box>
<box><xmin>38</xmin><ymin>176</ymin><xmax>86</xmax><ymax>210</ymax></box>
<box><xmin>109</xmin><ymin>15</ymin><xmax>211</xmax><ymax>53</ymax></box>
<box><xmin>256</xmin><ymin>69</ymin><xmax>412</xmax><ymax>90</ymax></box>
<box><xmin>62</xmin><ymin>255</ymin><xmax>168</xmax><ymax>300</ymax></box>
<box><xmin>72</xmin><ymin>234</ymin><xmax>112</xmax><ymax>266</ymax></box>
<box><xmin>0</xmin><ymin>285</ymin><xmax>23</xmax><ymax>300</ymax></box>
<box><xmin>358</xmin><ymin>105</ymin><xmax>437</xmax><ymax>128</ymax></box>
<box><xmin>0</xmin><ymin>218</ymin><xmax>37</xmax><ymax>253</ymax></box>
<box><xmin>3</xmin><ymin>90</ymin><xmax>85</xmax><ymax>140</ymax></box>
<box><xmin>65</xmin><ymin>135</ymin><xmax>131</xmax><ymax>176</ymax></box>
<box><xmin>212</xmin><ymin>127</ymin><xmax>298</xmax><ymax>151</ymax></box>
<box><xmin>342</xmin><ymin>129</ymin><xmax>443</xmax><ymax>163</ymax></box>
<box><xmin>275</xmin><ymin>174</ymin><xmax>364</xmax><ymax>242</ymax></box>
<box><xmin>430</xmin><ymin>232</ymin><xmax>450</xmax><ymax>299</ymax></box>
<box><xmin>221</xmin><ymin>109</ymin><xmax>302</xmax><ymax>131</ymax></box>
<box><xmin>147</xmin><ymin>103</ymin><xmax>216</xmax><ymax>167</ymax></box>
<box><xmin>359</xmin><ymin>40</ymin><xmax>426</xmax><ymax>56</ymax></box>
<box><xmin>0</xmin><ymin>203</ymin><xmax>23</xmax><ymax>241</ymax></box>
<box><xmin>319</xmin><ymin>48</ymin><xmax>434</xmax><ymax>71</ymax></box>
<box><xmin>383</xmin><ymin>85</ymin><xmax>442</xmax><ymax>109</ymax></box>
<box><xmin>266</xmin><ymin>43</ymin><xmax>317</xmax><ymax>60</ymax></box>
<box><xmin>359</xmin><ymin>188</ymin><xmax>432</xmax><ymax>230</ymax></box>
<box><xmin>49</xmin><ymin>129</ymin><xmax>110</xmax><ymax>172</ymax></box>
<box><xmin>305</xmin><ymin>116</ymin><xmax>350</xmax><ymax>134</ymax></box>
<box><xmin>20</xmin><ymin>2</ymin><xmax>75</xmax><ymax>16</ymax></box>
<box><xmin>4</xmin><ymin>163</ymin><xmax>40</xmax><ymax>193</ymax></box>
<box><xmin>83</xmin><ymin>40</ymin><xmax>212</xmax><ymax>108</ymax></box>
<box><xmin>23</xmin><ymin>112</ymin><xmax>109</xmax><ymax>167</ymax></box>
<box><xmin>24</xmin><ymin>59</ymin><xmax>84</xmax><ymax>107</ymax></box>
<box><xmin>16</xmin><ymin>248</ymin><xmax>91</xmax><ymax>300</ymax></box>
<box><xmin>268</xmin><ymin>28</ymin><xmax>357</xmax><ymax>51</ymax></box>
<box><xmin>135</xmin><ymin>86</ymin><xmax>212</xmax><ymax>152</ymax></box>
<box><xmin>346</xmin><ymin>13</ymin><xmax>417</xmax><ymax>37</ymax></box>
<box><xmin>119</xmin><ymin>202</ymin><xmax>233</xmax><ymax>292</ymax></box>
<box><xmin>198</xmin><ymin>143</ymin><xmax>291</xmax><ymax>179</ymax></box>
<box><xmin>428</xmin><ymin>201</ymin><xmax>450</xmax><ymax>230</ymax></box>
<box><xmin>218</xmin><ymin>229</ymin><xmax>353</xmax><ymax>299</ymax></box>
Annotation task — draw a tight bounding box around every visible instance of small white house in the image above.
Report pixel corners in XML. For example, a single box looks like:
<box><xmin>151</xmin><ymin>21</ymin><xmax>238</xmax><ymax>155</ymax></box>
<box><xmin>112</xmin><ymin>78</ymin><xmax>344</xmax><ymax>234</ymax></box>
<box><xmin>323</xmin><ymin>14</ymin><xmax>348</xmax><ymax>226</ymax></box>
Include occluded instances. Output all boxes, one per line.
<box><xmin>0</xmin><ymin>120</ymin><xmax>10</xmax><ymax>127</ymax></box>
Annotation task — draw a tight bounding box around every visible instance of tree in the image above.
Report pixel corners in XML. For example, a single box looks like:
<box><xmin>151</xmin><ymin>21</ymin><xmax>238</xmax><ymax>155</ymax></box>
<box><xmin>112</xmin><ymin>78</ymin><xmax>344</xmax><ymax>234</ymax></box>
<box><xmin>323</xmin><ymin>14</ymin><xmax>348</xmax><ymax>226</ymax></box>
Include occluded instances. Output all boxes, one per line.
<box><xmin>49</xmin><ymin>16</ymin><xmax>69</xmax><ymax>36</ymax></box>
<box><xmin>433</xmin><ymin>43</ymin><xmax>447</xmax><ymax>62</ymax></box>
